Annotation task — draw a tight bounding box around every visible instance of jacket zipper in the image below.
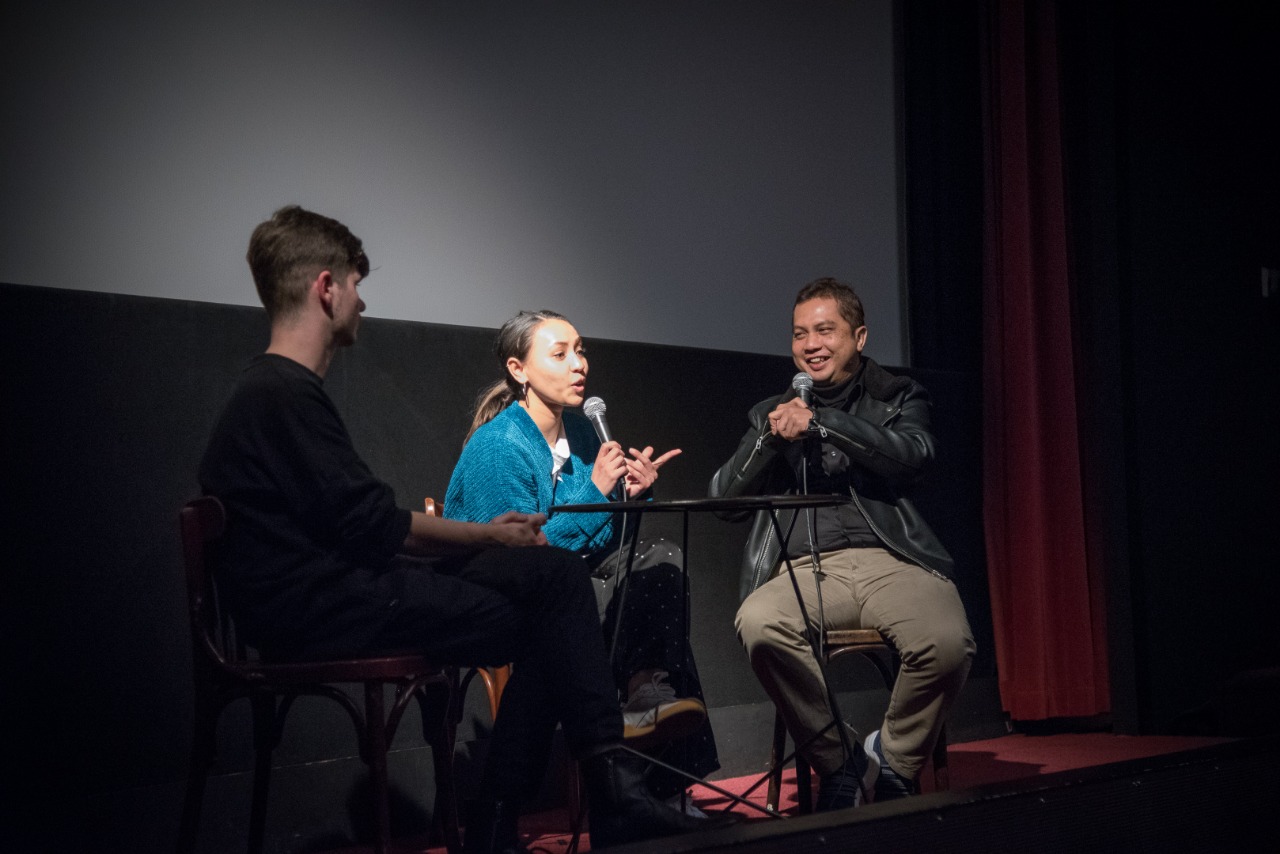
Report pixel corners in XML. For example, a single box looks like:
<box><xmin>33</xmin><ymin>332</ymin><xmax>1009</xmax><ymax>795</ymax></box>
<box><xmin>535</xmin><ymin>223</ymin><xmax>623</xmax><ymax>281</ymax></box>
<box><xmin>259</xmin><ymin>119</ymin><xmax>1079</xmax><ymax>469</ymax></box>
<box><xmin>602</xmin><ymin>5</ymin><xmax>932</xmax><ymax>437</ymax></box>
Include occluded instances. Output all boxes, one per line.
<box><xmin>814</xmin><ymin>413</ymin><xmax>939</xmax><ymax>576</ymax></box>
<box><xmin>845</xmin><ymin>486</ymin><xmax>950</xmax><ymax>582</ymax></box>
<box><xmin>738</xmin><ymin>424</ymin><xmax>771</xmax><ymax>478</ymax></box>
<box><xmin>753</xmin><ymin>522</ymin><xmax>776</xmax><ymax>590</ymax></box>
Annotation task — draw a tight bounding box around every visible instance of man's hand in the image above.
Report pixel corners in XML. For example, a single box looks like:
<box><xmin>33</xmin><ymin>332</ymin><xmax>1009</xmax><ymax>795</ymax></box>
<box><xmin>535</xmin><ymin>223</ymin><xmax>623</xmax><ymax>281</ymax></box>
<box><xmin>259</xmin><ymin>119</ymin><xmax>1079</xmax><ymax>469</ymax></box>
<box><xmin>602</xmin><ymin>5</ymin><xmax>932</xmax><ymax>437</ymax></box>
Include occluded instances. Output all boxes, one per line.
<box><xmin>767</xmin><ymin>397</ymin><xmax>813</xmax><ymax>442</ymax></box>
<box><xmin>623</xmin><ymin>446</ymin><xmax>681</xmax><ymax>498</ymax></box>
<box><xmin>403</xmin><ymin>510</ymin><xmax>546</xmax><ymax>556</ymax></box>
<box><xmin>486</xmin><ymin>511</ymin><xmax>548</xmax><ymax>547</ymax></box>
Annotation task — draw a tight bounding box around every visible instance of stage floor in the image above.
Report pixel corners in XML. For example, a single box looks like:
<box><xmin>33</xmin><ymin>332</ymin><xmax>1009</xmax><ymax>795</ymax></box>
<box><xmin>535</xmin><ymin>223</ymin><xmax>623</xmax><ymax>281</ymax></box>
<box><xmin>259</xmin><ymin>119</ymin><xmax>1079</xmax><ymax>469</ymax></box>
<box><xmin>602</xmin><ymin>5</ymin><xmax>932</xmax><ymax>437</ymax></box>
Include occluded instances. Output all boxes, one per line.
<box><xmin>420</xmin><ymin>731</ymin><xmax>1234</xmax><ymax>853</ymax></box>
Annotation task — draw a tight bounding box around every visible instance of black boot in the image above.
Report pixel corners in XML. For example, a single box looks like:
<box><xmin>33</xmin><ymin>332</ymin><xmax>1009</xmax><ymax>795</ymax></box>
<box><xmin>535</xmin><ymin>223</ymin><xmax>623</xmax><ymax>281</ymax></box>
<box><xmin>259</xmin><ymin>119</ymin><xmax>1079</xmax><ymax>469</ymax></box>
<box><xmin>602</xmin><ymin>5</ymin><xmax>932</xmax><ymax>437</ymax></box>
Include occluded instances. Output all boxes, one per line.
<box><xmin>463</xmin><ymin>799</ymin><xmax>526</xmax><ymax>854</ymax></box>
<box><xmin>581</xmin><ymin>748</ymin><xmax>735</xmax><ymax>849</ymax></box>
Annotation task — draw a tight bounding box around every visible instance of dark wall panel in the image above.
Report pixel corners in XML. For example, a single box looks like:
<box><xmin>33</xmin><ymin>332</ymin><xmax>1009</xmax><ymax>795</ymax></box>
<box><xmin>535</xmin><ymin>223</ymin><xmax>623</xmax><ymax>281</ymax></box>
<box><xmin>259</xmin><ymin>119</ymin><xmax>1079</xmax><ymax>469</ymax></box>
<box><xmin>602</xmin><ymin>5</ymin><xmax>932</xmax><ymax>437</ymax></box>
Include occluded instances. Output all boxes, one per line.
<box><xmin>2</xmin><ymin>282</ymin><xmax>990</xmax><ymax>840</ymax></box>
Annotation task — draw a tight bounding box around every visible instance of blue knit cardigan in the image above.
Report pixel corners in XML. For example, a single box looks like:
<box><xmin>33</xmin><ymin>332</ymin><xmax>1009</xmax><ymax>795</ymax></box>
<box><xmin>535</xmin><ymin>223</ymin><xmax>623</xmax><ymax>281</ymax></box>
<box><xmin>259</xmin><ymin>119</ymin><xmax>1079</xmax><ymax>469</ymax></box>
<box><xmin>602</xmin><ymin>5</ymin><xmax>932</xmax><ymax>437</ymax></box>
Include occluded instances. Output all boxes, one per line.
<box><xmin>444</xmin><ymin>403</ymin><xmax>616</xmax><ymax>554</ymax></box>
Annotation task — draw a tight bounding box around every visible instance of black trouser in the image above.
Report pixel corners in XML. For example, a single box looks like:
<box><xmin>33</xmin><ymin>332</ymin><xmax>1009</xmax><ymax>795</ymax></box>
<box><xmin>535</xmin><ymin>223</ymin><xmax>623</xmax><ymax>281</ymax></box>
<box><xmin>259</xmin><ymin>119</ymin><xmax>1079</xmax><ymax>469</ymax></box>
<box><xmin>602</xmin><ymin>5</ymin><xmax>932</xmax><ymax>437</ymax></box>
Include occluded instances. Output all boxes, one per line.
<box><xmin>369</xmin><ymin>546</ymin><xmax>624</xmax><ymax>799</ymax></box>
<box><xmin>594</xmin><ymin>541</ymin><xmax>720</xmax><ymax>798</ymax></box>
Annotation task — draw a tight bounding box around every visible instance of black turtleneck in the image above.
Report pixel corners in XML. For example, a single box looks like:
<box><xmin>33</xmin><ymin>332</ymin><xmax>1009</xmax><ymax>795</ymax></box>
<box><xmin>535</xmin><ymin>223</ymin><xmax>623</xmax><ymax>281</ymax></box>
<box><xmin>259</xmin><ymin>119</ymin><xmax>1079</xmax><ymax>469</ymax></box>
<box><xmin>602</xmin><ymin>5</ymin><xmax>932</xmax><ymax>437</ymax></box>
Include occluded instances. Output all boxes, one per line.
<box><xmin>811</xmin><ymin>364</ymin><xmax>860</xmax><ymax>409</ymax></box>
<box><xmin>789</xmin><ymin>359</ymin><xmax>881</xmax><ymax>558</ymax></box>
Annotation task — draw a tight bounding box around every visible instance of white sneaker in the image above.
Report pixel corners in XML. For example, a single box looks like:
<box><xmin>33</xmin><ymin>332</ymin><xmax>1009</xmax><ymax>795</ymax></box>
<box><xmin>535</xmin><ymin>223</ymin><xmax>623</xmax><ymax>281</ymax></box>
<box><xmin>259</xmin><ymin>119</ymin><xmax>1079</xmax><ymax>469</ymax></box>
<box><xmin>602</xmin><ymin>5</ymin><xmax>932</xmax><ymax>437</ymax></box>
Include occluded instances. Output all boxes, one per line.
<box><xmin>621</xmin><ymin>670</ymin><xmax>707</xmax><ymax>745</ymax></box>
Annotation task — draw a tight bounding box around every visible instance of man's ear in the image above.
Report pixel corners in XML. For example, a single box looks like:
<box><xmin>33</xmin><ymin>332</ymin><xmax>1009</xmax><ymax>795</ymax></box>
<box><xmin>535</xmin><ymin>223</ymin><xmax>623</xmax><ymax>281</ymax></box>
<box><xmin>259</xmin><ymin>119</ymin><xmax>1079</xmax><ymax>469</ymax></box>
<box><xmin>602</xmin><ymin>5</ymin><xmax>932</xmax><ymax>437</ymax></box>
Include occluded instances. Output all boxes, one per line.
<box><xmin>853</xmin><ymin>325</ymin><xmax>869</xmax><ymax>353</ymax></box>
<box><xmin>312</xmin><ymin>270</ymin><xmax>335</xmax><ymax>313</ymax></box>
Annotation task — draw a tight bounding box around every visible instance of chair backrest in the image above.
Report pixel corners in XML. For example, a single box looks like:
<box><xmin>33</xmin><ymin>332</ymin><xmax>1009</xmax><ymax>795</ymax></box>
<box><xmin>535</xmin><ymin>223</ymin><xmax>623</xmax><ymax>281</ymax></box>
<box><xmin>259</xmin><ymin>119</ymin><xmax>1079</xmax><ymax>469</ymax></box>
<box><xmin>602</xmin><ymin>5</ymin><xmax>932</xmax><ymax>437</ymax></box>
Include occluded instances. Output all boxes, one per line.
<box><xmin>179</xmin><ymin>496</ymin><xmax>236</xmax><ymax>669</ymax></box>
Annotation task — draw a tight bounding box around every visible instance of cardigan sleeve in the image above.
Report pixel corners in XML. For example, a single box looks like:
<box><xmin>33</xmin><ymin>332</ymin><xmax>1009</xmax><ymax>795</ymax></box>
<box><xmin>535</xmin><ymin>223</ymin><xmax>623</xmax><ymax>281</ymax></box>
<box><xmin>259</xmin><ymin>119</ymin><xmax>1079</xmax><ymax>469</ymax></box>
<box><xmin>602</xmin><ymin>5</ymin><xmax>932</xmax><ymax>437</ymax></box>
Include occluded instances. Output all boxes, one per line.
<box><xmin>443</xmin><ymin>408</ymin><xmax>615</xmax><ymax>554</ymax></box>
<box><xmin>544</xmin><ymin>461</ymin><xmax>614</xmax><ymax>553</ymax></box>
<box><xmin>544</xmin><ymin>413</ymin><xmax>615</xmax><ymax>552</ymax></box>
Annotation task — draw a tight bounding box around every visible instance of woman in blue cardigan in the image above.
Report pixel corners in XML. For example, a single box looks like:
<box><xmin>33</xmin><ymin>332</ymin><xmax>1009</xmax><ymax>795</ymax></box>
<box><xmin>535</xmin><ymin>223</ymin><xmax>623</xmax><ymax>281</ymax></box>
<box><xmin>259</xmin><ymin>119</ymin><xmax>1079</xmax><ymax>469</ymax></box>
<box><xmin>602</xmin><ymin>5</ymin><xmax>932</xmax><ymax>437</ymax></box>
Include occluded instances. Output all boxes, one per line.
<box><xmin>445</xmin><ymin>309</ymin><xmax>719</xmax><ymax>807</ymax></box>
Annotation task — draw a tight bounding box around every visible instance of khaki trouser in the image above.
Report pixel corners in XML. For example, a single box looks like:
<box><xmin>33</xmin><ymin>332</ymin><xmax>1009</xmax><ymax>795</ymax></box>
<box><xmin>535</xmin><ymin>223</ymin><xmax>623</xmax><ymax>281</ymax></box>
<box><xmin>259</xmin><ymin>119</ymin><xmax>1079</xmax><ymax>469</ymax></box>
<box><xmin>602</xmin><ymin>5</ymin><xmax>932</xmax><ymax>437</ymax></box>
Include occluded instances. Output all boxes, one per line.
<box><xmin>735</xmin><ymin>547</ymin><xmax>975</xmax><ymax>779</ymax></box>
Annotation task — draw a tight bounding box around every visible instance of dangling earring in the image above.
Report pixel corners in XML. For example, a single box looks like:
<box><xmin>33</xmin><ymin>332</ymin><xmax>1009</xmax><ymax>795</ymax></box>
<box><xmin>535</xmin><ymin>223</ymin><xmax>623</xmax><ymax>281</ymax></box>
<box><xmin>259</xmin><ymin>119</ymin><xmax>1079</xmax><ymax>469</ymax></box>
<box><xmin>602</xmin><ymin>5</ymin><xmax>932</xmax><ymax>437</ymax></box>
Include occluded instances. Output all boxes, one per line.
<box><xmin>521</xmin><ymin>382</ymin><xmax>529</xmax><ymax>399</ymax></box>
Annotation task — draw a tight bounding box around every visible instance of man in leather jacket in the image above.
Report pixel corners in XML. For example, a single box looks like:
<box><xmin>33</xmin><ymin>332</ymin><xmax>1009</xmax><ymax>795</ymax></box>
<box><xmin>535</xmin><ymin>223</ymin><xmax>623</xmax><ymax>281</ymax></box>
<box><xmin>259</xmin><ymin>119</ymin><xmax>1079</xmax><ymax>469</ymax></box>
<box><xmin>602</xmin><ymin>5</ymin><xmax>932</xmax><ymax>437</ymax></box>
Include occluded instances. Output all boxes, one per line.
<box><xmin>709</xmin><ymin>278</ymin><xmax>974</xmax><ymax>810</ymax></box>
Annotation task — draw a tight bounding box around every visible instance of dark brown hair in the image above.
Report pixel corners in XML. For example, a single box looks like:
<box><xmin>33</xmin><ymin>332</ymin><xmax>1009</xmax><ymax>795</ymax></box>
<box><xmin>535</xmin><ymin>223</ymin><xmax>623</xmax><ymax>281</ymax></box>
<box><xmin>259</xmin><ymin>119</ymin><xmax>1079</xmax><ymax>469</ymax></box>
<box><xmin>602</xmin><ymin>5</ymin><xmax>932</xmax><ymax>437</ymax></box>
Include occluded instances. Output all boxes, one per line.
<box><xmin>465</xmin><ymin>309</ymin><xmax>568</xmax><ymax>443</ymax></box>
<box><xmin>794</xmin><ymin>277</ymin><xmax>865</xmax><ymax>331</ymax></box>
<box><xmin>246</xmin><ymin>205</ymin><xmax>370</xmax><ymax>321</ymax></box>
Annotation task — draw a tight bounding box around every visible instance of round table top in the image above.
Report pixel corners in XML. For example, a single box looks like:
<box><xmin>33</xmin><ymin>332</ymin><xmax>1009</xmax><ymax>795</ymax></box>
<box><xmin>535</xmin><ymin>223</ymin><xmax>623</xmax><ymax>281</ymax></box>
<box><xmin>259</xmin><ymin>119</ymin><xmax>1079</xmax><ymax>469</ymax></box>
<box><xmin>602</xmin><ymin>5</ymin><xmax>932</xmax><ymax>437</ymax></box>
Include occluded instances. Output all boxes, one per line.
<box><xmin>550</xmin><ymin>493</ymin><xmax>849</xmax><ymax>515</ymax></box>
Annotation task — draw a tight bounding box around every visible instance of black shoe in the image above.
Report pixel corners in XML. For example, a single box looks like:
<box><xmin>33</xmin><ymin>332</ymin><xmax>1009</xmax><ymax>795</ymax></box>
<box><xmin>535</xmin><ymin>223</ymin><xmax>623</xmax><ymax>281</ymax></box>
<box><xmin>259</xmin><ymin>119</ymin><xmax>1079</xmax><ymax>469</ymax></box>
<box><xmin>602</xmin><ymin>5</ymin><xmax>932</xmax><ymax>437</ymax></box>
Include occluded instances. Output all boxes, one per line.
<box><xmin>464</xmin><ymin>799</ymin><xmax>527</xmax><ymax>854</ymax></box>
<box><xmin>864</xmin><ymin>730</ymin><xmax>914</xmax><ymax>801</ymax></box>
<box><xmin>581</xmin><ymin>748</ymin><xmax>736</xmax><ymax>849</ymax></box>
<box><xmin>815</xmin><ymin>739</ymin><xmax>876</xmax><ymax>811</ymax></box>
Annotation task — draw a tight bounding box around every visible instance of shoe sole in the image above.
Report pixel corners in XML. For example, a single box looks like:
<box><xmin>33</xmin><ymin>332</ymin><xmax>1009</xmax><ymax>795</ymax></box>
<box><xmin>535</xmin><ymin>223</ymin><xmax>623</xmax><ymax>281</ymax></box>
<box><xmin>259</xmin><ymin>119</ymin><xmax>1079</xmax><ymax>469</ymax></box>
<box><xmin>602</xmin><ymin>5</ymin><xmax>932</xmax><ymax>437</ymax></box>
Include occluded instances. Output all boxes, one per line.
<box><xmin>623</xmin><ymin>699</ymin><xmax>707</xmax><ymax>746</ymax></box>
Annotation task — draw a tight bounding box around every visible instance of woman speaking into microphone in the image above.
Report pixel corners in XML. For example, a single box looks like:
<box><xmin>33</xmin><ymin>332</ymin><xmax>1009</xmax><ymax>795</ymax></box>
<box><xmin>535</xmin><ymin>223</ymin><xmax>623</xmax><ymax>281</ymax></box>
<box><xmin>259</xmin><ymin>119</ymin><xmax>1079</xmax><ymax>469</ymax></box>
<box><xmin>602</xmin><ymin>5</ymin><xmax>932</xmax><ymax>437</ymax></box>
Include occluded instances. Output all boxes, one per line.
<box><xmin>443</xmin><ymin>309</ymin><xmax>719</xmax><ymax>811</ymax></box>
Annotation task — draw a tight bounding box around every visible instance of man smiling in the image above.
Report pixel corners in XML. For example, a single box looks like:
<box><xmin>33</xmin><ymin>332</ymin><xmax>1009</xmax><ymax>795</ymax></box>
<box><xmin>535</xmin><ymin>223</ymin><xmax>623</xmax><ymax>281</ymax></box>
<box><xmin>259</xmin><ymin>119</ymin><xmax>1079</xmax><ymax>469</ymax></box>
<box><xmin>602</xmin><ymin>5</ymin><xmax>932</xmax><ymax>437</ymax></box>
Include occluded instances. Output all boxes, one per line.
<box><xmin>709</xmin><ymin>277</ymin><xmax>974</xmax><ymax>811</ymax></box>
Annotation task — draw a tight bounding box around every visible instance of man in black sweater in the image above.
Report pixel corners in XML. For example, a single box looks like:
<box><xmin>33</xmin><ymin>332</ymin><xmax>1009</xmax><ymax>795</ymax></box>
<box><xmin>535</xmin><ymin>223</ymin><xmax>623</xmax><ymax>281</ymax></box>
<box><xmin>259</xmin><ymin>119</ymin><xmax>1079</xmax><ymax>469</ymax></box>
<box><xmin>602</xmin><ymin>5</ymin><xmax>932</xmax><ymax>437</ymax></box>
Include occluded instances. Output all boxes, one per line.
<box><xmin>200</xmin><ymin>205</ymin><xmax>721</xmax><ymax>852</ymax></box>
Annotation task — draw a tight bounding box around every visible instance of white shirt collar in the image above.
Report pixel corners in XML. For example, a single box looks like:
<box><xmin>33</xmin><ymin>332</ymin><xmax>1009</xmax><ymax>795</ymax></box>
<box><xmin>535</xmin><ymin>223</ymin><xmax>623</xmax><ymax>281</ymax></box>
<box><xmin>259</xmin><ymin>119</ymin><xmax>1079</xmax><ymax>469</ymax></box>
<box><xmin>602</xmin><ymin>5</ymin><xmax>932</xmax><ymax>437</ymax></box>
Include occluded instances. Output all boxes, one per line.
<box><xmin>550</xmin><ymin>435</ymin><xmax>571</xmax><ymax>478</ymax></box>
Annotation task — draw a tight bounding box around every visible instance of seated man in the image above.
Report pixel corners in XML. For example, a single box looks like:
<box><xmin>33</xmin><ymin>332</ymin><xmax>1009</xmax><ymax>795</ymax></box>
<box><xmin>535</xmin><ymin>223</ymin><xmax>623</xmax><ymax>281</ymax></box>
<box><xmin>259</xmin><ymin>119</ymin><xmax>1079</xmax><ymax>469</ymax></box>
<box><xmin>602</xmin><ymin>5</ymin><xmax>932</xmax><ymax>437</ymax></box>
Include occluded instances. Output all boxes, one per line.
<box><xmin>199</xmin><ymin>205</ymin><xmax>723</xmax><ymax>851</ymax></box>
<box><xmin>709</xmin><ymin>277</ymin><xmax>975</xmax><ymax>810</ymax></box>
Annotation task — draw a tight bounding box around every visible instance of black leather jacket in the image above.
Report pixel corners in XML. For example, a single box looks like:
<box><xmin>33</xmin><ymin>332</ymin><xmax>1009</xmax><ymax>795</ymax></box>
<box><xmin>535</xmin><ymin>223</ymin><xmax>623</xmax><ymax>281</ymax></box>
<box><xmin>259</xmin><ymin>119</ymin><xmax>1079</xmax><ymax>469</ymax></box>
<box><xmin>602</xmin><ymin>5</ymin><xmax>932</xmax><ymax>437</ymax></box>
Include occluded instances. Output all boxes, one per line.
<box><xmin>709</xmin><ymin>358</ymin><xmax>955</xmax><ymax>601</ymax></box>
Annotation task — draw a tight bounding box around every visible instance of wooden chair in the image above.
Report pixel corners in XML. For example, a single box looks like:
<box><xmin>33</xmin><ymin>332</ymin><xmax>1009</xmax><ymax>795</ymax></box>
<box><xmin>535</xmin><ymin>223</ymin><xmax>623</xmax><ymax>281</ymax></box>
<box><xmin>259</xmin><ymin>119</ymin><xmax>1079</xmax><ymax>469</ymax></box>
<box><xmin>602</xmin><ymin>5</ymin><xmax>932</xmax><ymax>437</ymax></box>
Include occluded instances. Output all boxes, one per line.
<box><xmin>176</xmin><ymin>496</ymin><xmax>462</xmax><ymax>854</ymax></box>
<box><xmin>767</xmin><ymin>628</ymin><xmax>949</xmax><ymax>813</ymax></box>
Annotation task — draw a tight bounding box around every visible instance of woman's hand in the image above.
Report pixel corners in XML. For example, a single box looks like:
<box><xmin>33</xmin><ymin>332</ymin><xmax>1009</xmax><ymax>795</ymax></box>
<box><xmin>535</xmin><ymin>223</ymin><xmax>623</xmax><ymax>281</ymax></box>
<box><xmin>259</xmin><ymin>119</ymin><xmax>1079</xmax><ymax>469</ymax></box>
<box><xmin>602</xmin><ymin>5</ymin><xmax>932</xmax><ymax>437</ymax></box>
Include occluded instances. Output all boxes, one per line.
<box><xmin>623</xmin><ymin>446</ymin><xmax>682</xmax><ymax>498</ymax></box>
<box><xmin>592</xmin><ymin>440</ymin><xmax>628</xmax><ymax>497</ymax></box>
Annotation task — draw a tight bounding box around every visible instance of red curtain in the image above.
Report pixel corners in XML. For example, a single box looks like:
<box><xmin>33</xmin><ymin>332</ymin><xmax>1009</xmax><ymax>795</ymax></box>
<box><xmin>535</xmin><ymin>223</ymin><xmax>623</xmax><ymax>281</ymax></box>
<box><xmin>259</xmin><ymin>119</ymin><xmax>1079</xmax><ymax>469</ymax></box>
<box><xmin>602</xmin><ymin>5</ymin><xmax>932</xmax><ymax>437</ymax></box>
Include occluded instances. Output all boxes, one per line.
<box><xmin>980</xmin><ymin>0</ymin><xmax>1109</xmax><ymax>719</ymax></box>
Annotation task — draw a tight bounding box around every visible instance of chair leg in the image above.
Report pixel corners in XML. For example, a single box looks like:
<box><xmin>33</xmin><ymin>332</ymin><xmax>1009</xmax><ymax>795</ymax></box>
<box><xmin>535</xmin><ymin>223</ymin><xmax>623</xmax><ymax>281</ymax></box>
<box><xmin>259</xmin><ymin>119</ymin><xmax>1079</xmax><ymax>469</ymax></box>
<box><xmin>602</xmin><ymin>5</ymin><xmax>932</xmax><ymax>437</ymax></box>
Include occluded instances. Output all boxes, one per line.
<box><xmin>566</xmin><ymin>760</ymin><xmax>586</xmax><ymax>853</ymax></box>
<box><xmin>248</xmin><ymin>694</ymin><xmax>277</xmax><ymax>854</ymax></box>
<box><xmin>766</xmin><ymin>712</ymin><xmax>787</xmax><ymax>811</ymax></box>
<box><xmin>795</xmin><ymin>756</ymin><xmax>813</xmax><ymax>814</ymax></box>
<box><xmin>413</xmin><ymin>676</ymin><xmax>464</xmax><ymax>853</ymax></box>
<box><xmin>176</xmin><ymin>699</ymin><xmax>218</xmax><ymax>853</ymax></box>
<box><xmin>931</xmin><ymin>724</ymin><xmax>950</xmax><ymax>791</ymax></box>
<box><xmin>490</xmin><ymin>665</ymin><xmax>511</xmax><ymax>715</ymax></box>
<box><xmin>365</xmin><ymin>682</ymin><xmax>392</xmax><ymax>854</ymax></box>
<box><xmin>428</xmin><ymin>678</ymin><xmax>462</xmax><ymax>854</ymax></box>
<box><xmin>471</xmin><ymin>664</ymin><xmax>512</xmax><ymax>722</ymax></box>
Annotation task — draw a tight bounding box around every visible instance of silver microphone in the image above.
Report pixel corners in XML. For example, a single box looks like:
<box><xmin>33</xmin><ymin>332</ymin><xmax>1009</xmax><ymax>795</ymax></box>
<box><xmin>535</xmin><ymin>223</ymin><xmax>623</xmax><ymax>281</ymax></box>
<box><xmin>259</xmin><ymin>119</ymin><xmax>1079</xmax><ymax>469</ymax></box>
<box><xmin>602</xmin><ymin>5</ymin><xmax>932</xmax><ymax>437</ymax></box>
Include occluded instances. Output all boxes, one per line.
<box><xmin>583</xmin><ymin>396</ymin><xmax>626</xmax><ymax>499</ymax></box>
<box><xmin>792</xmin><ymin>372</ymin><xmax>814</xmax><ymax>406</ymax></box>
<box><xmin>583</xmin><ymin>396</ymin><xmax>613</xmax><ymax>443</ymax></box>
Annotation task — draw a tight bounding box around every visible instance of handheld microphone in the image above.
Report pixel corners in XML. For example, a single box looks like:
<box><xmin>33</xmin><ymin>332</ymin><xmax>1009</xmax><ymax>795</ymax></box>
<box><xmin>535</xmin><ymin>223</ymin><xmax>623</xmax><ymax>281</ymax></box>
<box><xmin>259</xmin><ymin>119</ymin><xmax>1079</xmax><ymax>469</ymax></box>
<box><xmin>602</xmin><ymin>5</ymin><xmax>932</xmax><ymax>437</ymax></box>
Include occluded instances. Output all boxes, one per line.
<box><xmin>792</xmin><ymin>372</ymin><xmax>814</xmax><ymax>406</ymax></box>
<box><xmin>791</xmin><ymin>371</ymin><xmax>816</xmax><ymax>488</ymax></box>
<box><xmin>583</xmin><ymin>396</ymin><xmax>626</xmax><ymax>499</ymax></box>
<box><xmin>583</xmin><ymin>396</ymin><xmax>613</xmax><ymax>443</ymax></box>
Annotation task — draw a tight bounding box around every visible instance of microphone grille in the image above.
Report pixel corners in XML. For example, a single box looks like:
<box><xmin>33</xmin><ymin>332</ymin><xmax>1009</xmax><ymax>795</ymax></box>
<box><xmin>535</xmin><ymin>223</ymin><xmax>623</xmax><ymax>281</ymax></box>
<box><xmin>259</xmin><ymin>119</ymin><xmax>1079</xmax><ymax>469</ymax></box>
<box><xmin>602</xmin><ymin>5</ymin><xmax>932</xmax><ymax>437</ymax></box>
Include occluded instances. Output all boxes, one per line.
<box><xmin>791</xmin><ymin>372</ymin><xmax>814</xmax><ymax>392</ymax></box>
<box><xmin>583</xmin><ymin>396</ymin><xmax>607</xmax><ymax>417</ymax></box>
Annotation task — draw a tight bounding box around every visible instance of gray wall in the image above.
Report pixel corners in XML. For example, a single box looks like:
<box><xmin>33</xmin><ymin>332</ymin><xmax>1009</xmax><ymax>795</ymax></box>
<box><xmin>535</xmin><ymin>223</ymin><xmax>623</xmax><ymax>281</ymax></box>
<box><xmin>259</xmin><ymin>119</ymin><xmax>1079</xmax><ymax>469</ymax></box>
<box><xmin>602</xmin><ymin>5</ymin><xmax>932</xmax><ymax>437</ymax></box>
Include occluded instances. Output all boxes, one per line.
<box><xmin>1</xmin><ymin>0</ymin><xmax>906</xmax><ymax>361</ymax></box>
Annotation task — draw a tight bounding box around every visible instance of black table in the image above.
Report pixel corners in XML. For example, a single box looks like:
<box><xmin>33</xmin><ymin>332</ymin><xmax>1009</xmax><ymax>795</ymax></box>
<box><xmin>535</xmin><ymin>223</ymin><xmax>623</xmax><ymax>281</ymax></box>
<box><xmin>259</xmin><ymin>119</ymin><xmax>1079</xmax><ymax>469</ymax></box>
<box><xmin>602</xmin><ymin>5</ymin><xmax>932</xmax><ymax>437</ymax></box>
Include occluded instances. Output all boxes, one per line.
<box><xmin>552</xmin><ymin>493</ymin><xmax>849</xmax><ymax>517</ymax></box>
<box><xmin>552</xmin><ymin>493</ymin><xmax>851</xmax><ymax>817</ymax></box>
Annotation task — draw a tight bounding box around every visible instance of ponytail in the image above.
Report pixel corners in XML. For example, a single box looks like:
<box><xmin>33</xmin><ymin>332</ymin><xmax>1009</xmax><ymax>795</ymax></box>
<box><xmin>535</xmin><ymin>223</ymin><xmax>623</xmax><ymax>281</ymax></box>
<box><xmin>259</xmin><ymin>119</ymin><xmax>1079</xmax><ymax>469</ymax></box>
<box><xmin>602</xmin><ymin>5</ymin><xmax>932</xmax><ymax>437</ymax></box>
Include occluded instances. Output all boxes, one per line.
<box><xmin>463</xmin><ymin>308</ymin><xmax>569</xmax><ymax>446</ymax></box>
<box><xmin>464</xmin><ymin>380</ymin><xmax>515</xmax><ymax>445</ymax></box>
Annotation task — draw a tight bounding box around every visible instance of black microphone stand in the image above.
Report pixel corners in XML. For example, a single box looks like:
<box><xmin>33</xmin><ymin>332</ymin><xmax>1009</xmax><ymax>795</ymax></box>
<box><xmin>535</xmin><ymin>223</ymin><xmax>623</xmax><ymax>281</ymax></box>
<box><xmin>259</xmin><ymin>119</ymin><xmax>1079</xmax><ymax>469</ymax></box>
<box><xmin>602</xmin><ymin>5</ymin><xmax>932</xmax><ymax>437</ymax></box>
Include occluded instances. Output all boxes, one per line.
<box><xmin>606</xmin><ymin>475</ymin><xmax>635</xmax><ymax>667</ymax></box>
<box><xmin>776</xmin><ymin>389</ymin><xmax>860</xmax><ymax>792</ymax></box>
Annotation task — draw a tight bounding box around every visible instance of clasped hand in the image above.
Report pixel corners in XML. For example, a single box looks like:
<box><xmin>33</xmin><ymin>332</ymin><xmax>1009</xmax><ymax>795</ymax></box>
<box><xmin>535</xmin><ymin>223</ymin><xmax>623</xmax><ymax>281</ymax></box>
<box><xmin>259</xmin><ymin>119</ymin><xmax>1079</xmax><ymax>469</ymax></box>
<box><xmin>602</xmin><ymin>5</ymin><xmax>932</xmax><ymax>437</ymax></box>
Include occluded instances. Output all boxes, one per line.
<box><xmin>768</xmin><ymin>397</ymin><xmax>813</xmax><ymax>441</ymax></box>
<box><xmin>593</xmin><ymin>442</ymin><xmax>682</xmax><ymax>499</ymax></box>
